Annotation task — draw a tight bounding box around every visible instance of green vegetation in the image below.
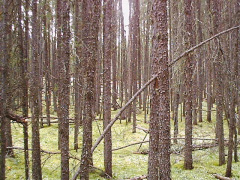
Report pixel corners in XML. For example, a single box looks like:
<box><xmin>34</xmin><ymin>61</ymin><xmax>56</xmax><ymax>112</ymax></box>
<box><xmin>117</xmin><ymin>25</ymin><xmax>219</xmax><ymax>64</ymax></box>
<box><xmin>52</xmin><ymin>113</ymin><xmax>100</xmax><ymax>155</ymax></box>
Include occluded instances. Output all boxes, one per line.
<box><xmin>5</xmin><ymin>106</ymin><xmax>240</xmax><ymax>179</ymax></box>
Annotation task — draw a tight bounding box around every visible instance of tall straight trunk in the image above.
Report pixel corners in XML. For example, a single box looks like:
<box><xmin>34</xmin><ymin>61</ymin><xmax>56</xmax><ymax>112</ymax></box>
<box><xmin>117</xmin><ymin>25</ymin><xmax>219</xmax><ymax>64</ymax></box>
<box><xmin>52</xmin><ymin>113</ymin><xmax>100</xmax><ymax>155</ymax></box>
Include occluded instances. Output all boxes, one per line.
<box><xmin>196</xmin><ymin>0</ymin><xmax>203</xmax><ymax>123</ymax></box>
<box><xmin>56</xmin><ymin>0</ymin><xmax>62</xmax><ymax>150</ymax></box>
<box><xmin>127</xmin><ymin>0</ymin><xmax>133</xmax><ymax>123</ymax></box>
<box><xmin>57</xmin><ymin>0</ymin><xmax>71</xmax><ymax>179</ymax></box>
<box><xmin>184</xmin><ymin>0</ymin><xmax>194</xmax><ymax>170</ymax></box>
<box><xmin>206</xmin><ymin>0</ymin><xmax>212</xmax><ymax>123</ymax></box>
<box><xmin>119</xmin><ymin>0</ymin><xmax>127</xmax><ymax>120</ymax></box>
<box><xmin>0</xmin><ymin>1</ymin><xmax>8</xmax><ymax>178</ymax></box>
<box><xmin>4</xmin><ymin>0</ymin><xmax>13</xmax><ymax>157</ymax></box>
<box><xmin>31</xmin><ymin>0</ymin><xmax>42</xmax><ymax>179</ymax></box>
<box><xmin>148</xmin><ymin>0</ymin><xmax>171</xmax><ymax>179</ymax></box>
<box><xmin>74</xmin><ymin>0</ymin><xmax>83</xmax><ymax>151</ymax></box>
<box><xmin>23</xmin><ymin>0</ymin><xmax>30</xmax><ymax>178</ymax></box>
<box><xmin>136</xmin><ymin>0</ymin><xmax>142</xmax><ymax>110</ymax></box>
<box><xmin>131</xmin><ymin>0</ymin><xmax>139</xmax><ymax>133</ymax></box>
<box><xmin>103</xmin><ymin>0</ymin><xmax>113</xmax><ymax>176</ymax></box>
<box><xmin>143</xmin><ymin>1</ymin><xmax>151</xmax><ymax>123</ymax></box>
<box><xmin>52</xmin><ymin>37</ymin><xmax>58</xmax><ymax>113</ymax></box>
<box><xmin>112</xmin><ymin>0</ymin><xmax>118</xmax><ymax>111</ymax></box>
<box><xmin>212</xmin><ymin>0</ymin><xmax>225</xmax><ymax>166</ymax></box>
<box><xmin>43</xmin><ymin>0</ymin><xmax>51</xmax><ymax>127</ymax></box>
<box><xmin>78</xmin><ymin>1</ymin><xmax>101</xmax><ymax>179</ymax></box>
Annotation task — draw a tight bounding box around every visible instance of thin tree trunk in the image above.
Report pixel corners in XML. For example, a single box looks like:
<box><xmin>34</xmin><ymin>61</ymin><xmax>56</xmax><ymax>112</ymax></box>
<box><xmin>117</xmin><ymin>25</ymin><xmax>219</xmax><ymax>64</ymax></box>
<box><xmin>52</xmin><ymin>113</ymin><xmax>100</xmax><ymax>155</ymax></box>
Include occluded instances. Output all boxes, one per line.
<box><xmin>103</xmin><ymin>0</ymin><xmax>113</xmax><ymax>176</ymax></box>
<box><xmin>57</xmin><ymin>0</ymin><xmax>71</xmax><ymax>178</ymax></box>
<box><xmin>78</xmin><ymin>1</ymin><xmax>101</xmax><ymax>179</ymax></box>
<box><xmin>23</xmin><ymin>0</ymin><xmax>30</xmax><ymax>178</ymax></box>
<box><xmin>212</xmin><ymin>0</ymin><xmax>225</xmax><ymax>166</ymax></box>
<box><xmin>184</xmin><ymin>0</ymin><xmax>194</xmax><ymax>170</ymax></box>
<box><xmin>112</xmin><ymin>0</ymin><xmax>118</xmax><ymax>111</ymax></box>
<box><xmin>31</xmin><ymin>0</ymin><xmax>42</xmax><ymax>179</ymax></box>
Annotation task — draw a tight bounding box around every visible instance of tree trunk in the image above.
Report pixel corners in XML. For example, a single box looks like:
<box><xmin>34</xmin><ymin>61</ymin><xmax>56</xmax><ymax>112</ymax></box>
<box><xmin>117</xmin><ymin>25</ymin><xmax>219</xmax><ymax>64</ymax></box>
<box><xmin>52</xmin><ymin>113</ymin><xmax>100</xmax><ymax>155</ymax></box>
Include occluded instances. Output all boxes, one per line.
<box><xmin>148</xmin><ymin>0</ymin><xmax>171</xmax><ymax>179</ymax></box>
<box><xmin>57</xmin><ymin>0</ymin><xmax>71</xmax><ymax>178</ymax></box>
<box><xmin>112</xmin><ymin>0</ymin><xmax>118</xmax><ymax>111</ymax></box>
<box><xmin>103</xmin><ymin>0</ymin><xmax>113</xmax><ymax>176</ymax></box>
<box><xmin>184</xmin><ymin>0</ymin><xmax>194</xmax><ymax>170</ymax></box>
<box><xmin>0</xmin><ymin>1</ymin><xmax>8</xmax><ymax>178</ymax></box>
<box><xmin>78</xmin><ymin>1</ymin><xmax>101</xmax><ymax>179</ymax></box>
<box><xmin>31</xmin><ymin>0</ymin><xmax>42</xmax><ymax>179</ymax></box>
<box><xmin>212</xmin><ymin>0</ymin><xmax>225</xmax><ymax>166</ymax></box>
<box><xmin>23</xmin><ymin>0</ymin><xmax>30</xmax><ymax>178</ymax></box>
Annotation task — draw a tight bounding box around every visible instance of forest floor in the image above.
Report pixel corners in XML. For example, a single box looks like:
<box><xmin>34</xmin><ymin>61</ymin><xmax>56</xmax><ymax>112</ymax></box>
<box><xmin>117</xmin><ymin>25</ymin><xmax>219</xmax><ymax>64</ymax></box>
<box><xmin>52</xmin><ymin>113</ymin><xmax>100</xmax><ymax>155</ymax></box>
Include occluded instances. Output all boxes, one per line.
<box><xmin>5</xmin><ymin>103</ymin><xmax>240</xmax><ymax>180</ymax></box>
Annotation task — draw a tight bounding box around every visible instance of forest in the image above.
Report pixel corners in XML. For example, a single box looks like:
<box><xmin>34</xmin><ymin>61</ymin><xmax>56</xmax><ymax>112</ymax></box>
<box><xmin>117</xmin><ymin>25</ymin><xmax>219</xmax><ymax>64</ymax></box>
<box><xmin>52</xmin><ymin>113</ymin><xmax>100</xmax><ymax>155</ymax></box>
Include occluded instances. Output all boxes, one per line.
<box><xmin>0</xmin><ymin>0</ymin><xmax>240</xmax><ymax>179</ymax></box>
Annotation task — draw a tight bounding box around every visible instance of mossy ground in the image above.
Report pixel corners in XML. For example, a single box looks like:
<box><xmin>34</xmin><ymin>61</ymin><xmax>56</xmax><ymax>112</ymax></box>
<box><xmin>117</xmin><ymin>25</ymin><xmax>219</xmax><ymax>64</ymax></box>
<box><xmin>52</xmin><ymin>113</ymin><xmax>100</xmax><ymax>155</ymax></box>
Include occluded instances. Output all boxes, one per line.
<box><xmin>5</xmin><ymin>103</ymin><xmax>240</xmax><ymax>179</ymax></box>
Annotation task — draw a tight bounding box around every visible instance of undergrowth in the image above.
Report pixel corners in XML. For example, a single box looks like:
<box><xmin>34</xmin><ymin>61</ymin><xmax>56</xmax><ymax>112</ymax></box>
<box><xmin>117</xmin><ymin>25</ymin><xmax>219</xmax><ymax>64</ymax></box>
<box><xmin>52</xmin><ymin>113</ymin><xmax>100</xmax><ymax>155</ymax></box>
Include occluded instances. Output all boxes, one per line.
<box><xmin>5</xmin><ymin>103</ymin><xmax>240</xmax><ymax>179</ymax></box>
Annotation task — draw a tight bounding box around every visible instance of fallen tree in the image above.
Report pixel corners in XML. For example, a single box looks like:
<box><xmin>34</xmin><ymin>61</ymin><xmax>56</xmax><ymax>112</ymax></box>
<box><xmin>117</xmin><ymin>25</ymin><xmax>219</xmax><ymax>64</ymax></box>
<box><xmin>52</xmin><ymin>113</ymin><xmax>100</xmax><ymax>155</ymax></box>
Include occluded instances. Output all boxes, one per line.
<box><xmin>6</xmin><ymin>111</ymin><xmax>27</xmax><ymax>124</ymax></box>
<box><xmin>213</xmin><ymin>174</ymin><xmax>234</xmax><ymax>180</ymax></box>
<box><xmin>72</xmin><ymin>25</ymin><xmax>240</xmax><ymax>180</ymax></box>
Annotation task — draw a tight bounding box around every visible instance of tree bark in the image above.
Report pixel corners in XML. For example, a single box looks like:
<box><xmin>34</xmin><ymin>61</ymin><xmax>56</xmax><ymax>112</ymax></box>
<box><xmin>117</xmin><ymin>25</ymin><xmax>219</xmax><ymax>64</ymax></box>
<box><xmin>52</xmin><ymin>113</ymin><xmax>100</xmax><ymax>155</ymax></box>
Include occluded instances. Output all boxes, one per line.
<box><xmin>148</xmin><ymin>1</ymin><xmax>171</xmax><ymax>179</ymax></box>
<box><xmin>31</xmin><ymin>0</ymin><xmax>42</xmax><ymax>179</ymax></box>
<box><xmin>103</xmin><ymin>0</ymin><xmax>113</xmax><ymax>177</ymax></box>
<box><xmin>212</xmin><ymin>0</ymin><xmax>225</xmax><ymax>166</ymax></box>
<box><xmin>77</xmin><ymin>1</ymin><xmax>101</xmax><ymax>179</ymax></box>
<box><xmin>184</xmin><ymin>0</ymin><xmax>194</xmax><ymax>170</ymax></box>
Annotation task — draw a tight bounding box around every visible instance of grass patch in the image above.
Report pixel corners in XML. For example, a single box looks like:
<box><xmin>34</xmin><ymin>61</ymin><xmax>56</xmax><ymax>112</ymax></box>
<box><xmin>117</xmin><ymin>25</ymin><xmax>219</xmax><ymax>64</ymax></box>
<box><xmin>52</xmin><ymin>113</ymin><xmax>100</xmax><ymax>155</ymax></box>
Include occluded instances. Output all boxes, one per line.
<box><xmin>5</xmin><ymin>103</ymin><xmax>240</xmax><ymax>179</ymax></box>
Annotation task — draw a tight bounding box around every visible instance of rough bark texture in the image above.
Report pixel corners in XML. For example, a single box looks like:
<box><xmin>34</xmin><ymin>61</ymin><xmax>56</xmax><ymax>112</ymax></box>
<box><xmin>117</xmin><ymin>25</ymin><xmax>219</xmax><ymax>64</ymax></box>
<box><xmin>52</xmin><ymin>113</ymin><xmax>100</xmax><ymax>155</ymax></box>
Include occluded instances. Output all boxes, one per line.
<box><xmin>184</xmin><ymin>0</ymin><xmax>194</xmax><ymax>170</ymax></box>
<box><xmin>0</xmin><ymin>1</ymin><xmax>8</xmax><ymax>179</ymax></box>
<box><xmin>77</xmin><ymin>1</ymin><xmax>101</xmax><ymax>179</ymax></box>
<box><xmin>131</xmin><ymin>0</ymin><xmax>140</xmax><ymax>133</ymax></box>
<box><xmin>31</xmin><ymin>0</ymin><xmax>42</xmax><ymax>179</ymax></box>
<box><xmin>148</xmin><ymin>1</ymin><xmax>171</xmax><ymax>179</ymax></box>
<box><xmin>111</xmin><ymin>0</ymin><xmax>118</xmax><ymax>111</ymax></box>
<box><xmin>57</xmin><ymin>0</ymin><xmax>71</xmax><ymax>179</ymax></box>
<box><xmin>21</xmin><ymin>0</ymin><xmax>30</xmax><ymax>178</ymax></box>
<box><xmin>103</xmin><ymin>0</ymin><xmax>113</xmax><ymax>177</ymax></box>
<box><xmin>212</xmin><ymin>0</ymin><xmax>225</xmax><ymax>166</ymax></box>
<box><xmin>74</xmin><ymin>0</ymin><xmax>83</xmax><ymax>151</ymax></box>
<box><xmin>196</xmin><ymin>0</ymin><xmax>203</xmax><ymax>123</ymax></box>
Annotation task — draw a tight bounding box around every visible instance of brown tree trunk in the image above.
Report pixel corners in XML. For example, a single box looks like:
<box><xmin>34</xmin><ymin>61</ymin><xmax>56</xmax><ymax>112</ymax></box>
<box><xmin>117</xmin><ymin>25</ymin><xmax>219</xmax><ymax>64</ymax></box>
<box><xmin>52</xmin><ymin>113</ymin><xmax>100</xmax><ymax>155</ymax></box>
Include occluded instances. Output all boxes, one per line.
<box><xmin>196</xmin><ymin>0</ymin><xmax>204</xmax><ymax>123</ymax></box>
<box><xmin>184</xmin><ymin>0</ymin><xmax>194</xmax><ymax>170</ymax></box>
<box><xmin>73</xmin><ymin>0</ymin><xmax>83</xmax><ymax>151</ymax></box>
<box><xmin>23</xmin><ymin>0</ymin><xmax>30</xmax><ymax>178</ymax></box>
<box><xmin>143</xmin><ymin>1</ymin><xmax>151</xmax><ymax>123</ymax></box>
<box><xmin>31</xmin><ymin>0</ymin><xmax>42</xmax><ymax>179</ymax></box>
<box><xmin>119</xmin><ymin>0</ymin><xmax>127</xmax><ymax>120</ymax></box>
<box><xmin>112</xmin><ymin>0</ymin><xmax>118</xmax><ymax>111</ymax></box>
<box><xmin>148</xmin><ymin>0</ymin><xmax>171</xmax><ymax>179</ymax></box>
<box><xmin>103</xmin><ymin>0</ymin><xmax>113</xmax><ymax>177</ymax></box>
<box><xmin>78</xmin><ymin>1</ymin><xmax>101</xmax><ymax>179</ymax></box>
<box><xmin>57</xmin><ymin>0</ymin><xmax>71</xmax><ymax>179</ymax></box>
<box><xmin>43</xmin><ymin>0</ymin><xmax>51</xmax><ymax>127</ymax></box>
<box><xmin>131</xmin><ymin>0</ymin><xmax>140</xmax><ymax>133</ymax></box>
<box><xmin>0</xmin><ymin>1</ymin><xmax>8</xmax><ymax>178</ymax></box>
<box><xmin>212</xmin><ymin>0</ymin><xmax>225</xmax><ymax>166</ymax></box>
<box><xmin>206</xmin><ymin>0</ymin><xmax>212</xmax><ymax>123</ymax></box>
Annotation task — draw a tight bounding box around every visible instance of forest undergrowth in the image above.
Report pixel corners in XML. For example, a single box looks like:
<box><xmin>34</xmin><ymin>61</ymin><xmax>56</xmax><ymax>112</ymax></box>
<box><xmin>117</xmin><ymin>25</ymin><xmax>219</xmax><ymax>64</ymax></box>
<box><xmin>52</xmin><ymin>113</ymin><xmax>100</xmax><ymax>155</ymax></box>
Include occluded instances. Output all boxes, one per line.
<box><xmin>5</xmin><ymin>102</ymin><xmax>240</xmax><ymax>180</ymax></box>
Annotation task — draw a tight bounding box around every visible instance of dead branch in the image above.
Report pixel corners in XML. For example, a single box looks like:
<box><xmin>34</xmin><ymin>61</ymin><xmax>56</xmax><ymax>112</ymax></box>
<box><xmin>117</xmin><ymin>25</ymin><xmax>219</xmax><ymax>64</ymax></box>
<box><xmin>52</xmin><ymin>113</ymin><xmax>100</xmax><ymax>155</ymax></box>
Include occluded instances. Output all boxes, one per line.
<box><xmin>112</xmin><ymin>141</ymin><xmax>149</xmax><ymax>151</ymax></box>
<box><xmin>136</xmin><ymin>126</ymin><xmax>149</xmax><ymax>133</ymax></box>
<box><xmin>128</xmin><ymin>175</ymin><xmax>147</xmax><ymax>180</ymax></box>
<box><xmin>169</xmin><ymin>25</ymin><xmax>240</xmax><ymax>66</ymax></box>
<box><xmin>6</xmin><ymin>111</ymin><xmax>27</xmax><ymax>124</ymax></box>
<box><xmin>213</xmin><ymin>174</ymin><xmax>233</xmax><ymax>180</ymax></box>
<box><xmin>71</xmin><ymin>24</ymin><xmax>240</xmax><ymax>180</ymax></box>
<box><xmin>91</xmin><ymin>75</ymin><xmax>157</xmax><ymax>153</ymax></box>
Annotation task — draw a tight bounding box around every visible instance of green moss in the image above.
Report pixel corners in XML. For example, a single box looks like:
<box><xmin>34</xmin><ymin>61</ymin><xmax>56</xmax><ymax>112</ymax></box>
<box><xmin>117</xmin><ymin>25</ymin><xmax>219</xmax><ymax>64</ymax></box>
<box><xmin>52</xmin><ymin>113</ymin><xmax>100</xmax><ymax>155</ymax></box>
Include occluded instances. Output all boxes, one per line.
<box><xmin>5</xmin><ymin>102</ymin><xmax>240</xmax><ymax>179</ymax></box>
